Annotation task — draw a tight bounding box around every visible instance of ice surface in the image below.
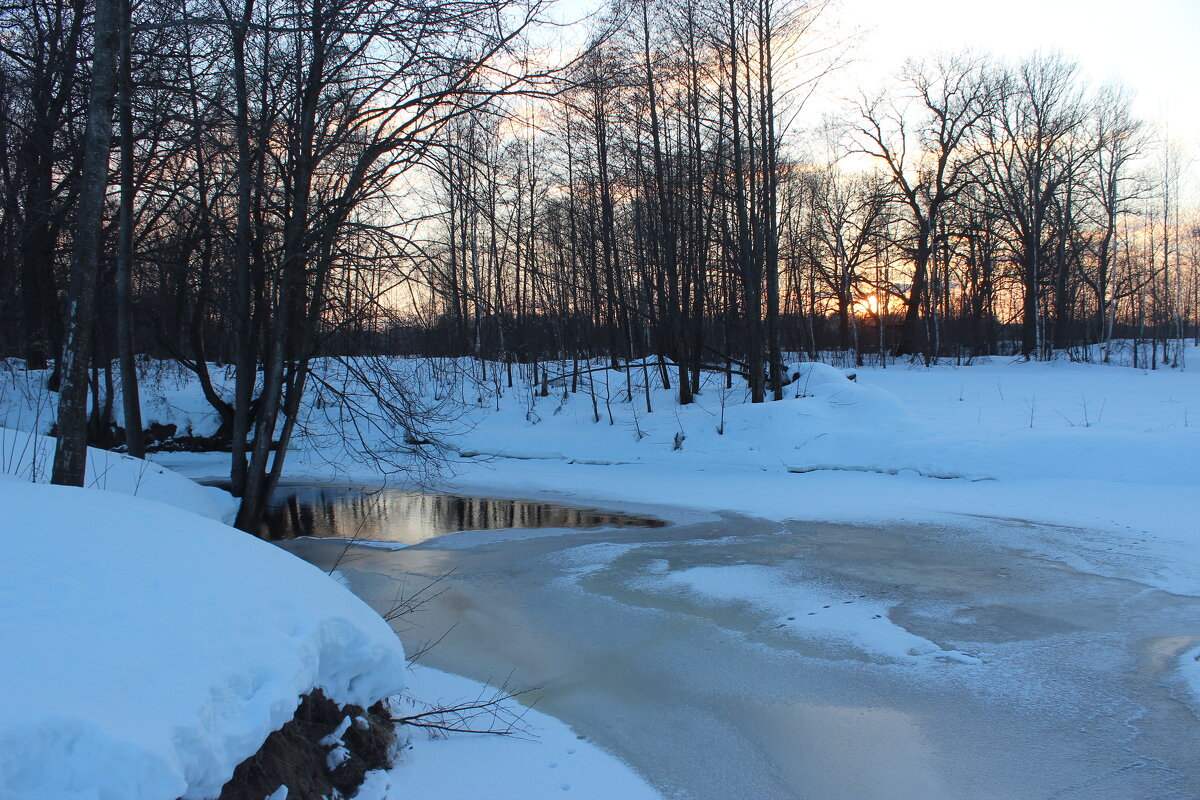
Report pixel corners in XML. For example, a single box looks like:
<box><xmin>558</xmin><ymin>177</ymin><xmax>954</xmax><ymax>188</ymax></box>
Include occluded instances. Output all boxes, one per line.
<box><xmin>642</xmin><ymin>563</ymin><xmax>979</xmax><ymax>663</ymax></box>
<box><xmin>290</xmin><ymin>509</ymin><xmax>1200</xmax><ymax>800</ymax></box>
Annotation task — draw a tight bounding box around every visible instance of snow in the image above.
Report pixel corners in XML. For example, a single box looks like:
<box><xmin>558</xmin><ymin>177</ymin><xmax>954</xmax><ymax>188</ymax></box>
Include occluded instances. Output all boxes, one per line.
<box><xmin>11</xmin><ymin>348</ymin><xmax>1195</xmax><ymax>625</ymax></box>
<box><xmin>639</xmin><ymin>563</ymin><xmax>980</xmax><ymax>664</ymax></box>
<box><xmin>319</xmin><ymin>717</ymin><xmax>353</xmax><ymax>770</ymax></box>
<box><xmin>0</xmin><ymin>348</ymin><xmax>1197</xmax><ymax>796</ymax></box>
<box><xmin>0</xmin><ymin>368</ymin><xmax>659</xmax><ymax>800</ymax></box>
<box><xmin>1184</xmin><ymin>645</ymin><xmax>1200</xmax><ymax>712</ymax></box>
<box><xmin>359</xmin><ymin>665</ymin><xmax>661</xmax><ymax>800</ymax></box>
<box><xmin>446</xmin><ymin>355</ymin><xmax>1198</xmax><ymax>489</ymax></box>
<box><xmin>0</xmin><ymin>426</ymin><xmax>236</xmax><ymax>524</ymax></box>
<box><xmin>0</xmin><ymin>480</ymin><xmax>406</xmax><ymax>800</ymax></box>
<box><xmin>7</xmin><ymin>351</ymin><xmax>1197</xmax><ymax>512</ymax></box>
<box><xmin>425</xmin><ymin>353</ymin><xmax>1200</xmax><ymax>596</ymax></box>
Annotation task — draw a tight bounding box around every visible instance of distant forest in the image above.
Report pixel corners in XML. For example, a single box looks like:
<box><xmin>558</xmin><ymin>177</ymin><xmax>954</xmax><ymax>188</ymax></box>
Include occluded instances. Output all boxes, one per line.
<box><xmin>1</xmin><ymin>0</ymin><xmax>1196</xmax><ymax>523</ymax></box>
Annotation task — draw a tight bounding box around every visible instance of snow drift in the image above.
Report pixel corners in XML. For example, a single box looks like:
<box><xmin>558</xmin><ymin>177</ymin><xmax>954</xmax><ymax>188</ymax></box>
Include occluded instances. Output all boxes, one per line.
<box><xmin>0</xmin><ymin>481</ymin><xmax>407</xmax><ymax>800</ymax></box>
<box><xmin>0</xmin><ymin>425</ymin><xmax>236</xmax><ymax>524</ymax></box>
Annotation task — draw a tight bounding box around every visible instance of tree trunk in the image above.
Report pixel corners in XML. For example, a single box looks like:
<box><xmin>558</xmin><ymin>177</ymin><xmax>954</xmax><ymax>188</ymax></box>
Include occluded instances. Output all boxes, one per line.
<box><xmin>116</xmin><ymin>0</ymin><xmax>143</xmax><ymax>457</ymax></box>
<box><xmin>52</xmin><ymin>0</ymin><xmax>120</xmax><ymax>486</ymax></box>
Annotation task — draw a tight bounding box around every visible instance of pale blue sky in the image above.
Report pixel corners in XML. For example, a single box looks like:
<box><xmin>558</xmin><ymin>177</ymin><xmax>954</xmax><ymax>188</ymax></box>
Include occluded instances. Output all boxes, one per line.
<box><xmin>541</xmin><ymin>0</ymin><xmax>1199</xmax><ymax>196</ymax></box>
<box><xmin>826</xmin><ymin>0</ymin><xmax>1199</xmax><ymax>142</ymax></box>
<box><xmin>550</xmin><ymin>0</ymin><xmax>1199</xmax><ymax>142</ymax></box>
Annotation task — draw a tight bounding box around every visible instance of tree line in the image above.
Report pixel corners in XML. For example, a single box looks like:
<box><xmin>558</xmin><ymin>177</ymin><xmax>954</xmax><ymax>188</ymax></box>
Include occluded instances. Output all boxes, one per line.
<box><xmin>0</xmin><ymin>0</ymin><xmax>1196</xmax><ymax>527</ymax></box>
<box><xmin>0</xmin><ymin>0</ymin><xmax>552</xmax><ymax>526</ymax></box>
<box><xmin>418</xmin><ymin>8</ymin><xmax>1197</xmax><ymax>404</ymax></box>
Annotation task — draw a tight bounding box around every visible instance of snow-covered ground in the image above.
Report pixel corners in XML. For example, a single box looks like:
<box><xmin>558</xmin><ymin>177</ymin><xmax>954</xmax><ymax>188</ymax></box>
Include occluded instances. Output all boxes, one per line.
<box><xmin>0</xmin><ymin>425</ymin><xmax>237</xmax><ymax>522</ymax></box>
<box><xmin>0</xmin><ymin>476</ymin><xmax>407</xmax><ymax>799</ymax></box>
<box><xmin>134</xmin><ymin>349</ymin><xmax>1191</xmax><ymax>598</ymax></box>
<box><xmin>430</xmin><ymin>352</ymin><xmax>1200</xmax><ymax>596</ymax></box>
<box><xmin>0</xmin><ymin>452</ymin><xmax>660</xmax><ymax>800</ymax></box>
<box><xmin>1</xmin><ymin>347</ymin><xmax>1197</xmax><ymax>798</ymax></box>
<box><xmin>6</xmin><ymin>345</ymin><xmax>1200</xmax><ymax>603</ymax></box>
<box><xmin>367</xmin><ymin>665</ymin><xmax>660</xmax><ymax>800</ymax></box>
<box><xmin>0</xmin><ymin>370</ymin><xmax>663</xmax><ymax>799</ymax></box>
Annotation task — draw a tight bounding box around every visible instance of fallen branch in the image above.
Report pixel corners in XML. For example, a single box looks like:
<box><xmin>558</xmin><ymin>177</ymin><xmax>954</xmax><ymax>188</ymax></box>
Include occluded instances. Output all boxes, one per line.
<box><xmin>390</xmin><ymin>681</ymin><xmax>540</xmax><ymax>741</ymax></box>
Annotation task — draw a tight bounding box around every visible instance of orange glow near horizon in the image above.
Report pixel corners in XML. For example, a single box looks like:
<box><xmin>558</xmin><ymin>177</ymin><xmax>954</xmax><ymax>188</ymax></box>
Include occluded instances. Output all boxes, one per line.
<box><xmin>854</xmin><ymin>294</ymin><xmax>880</xmax><ymax>316</ymax></box>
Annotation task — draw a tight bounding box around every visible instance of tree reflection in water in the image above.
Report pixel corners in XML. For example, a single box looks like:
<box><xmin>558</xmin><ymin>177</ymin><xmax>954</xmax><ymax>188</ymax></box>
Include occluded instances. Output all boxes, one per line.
<box><xmin>260</xmin><ymin>487</ymin><xmax>664</xmax><ymax>545</ymax></box>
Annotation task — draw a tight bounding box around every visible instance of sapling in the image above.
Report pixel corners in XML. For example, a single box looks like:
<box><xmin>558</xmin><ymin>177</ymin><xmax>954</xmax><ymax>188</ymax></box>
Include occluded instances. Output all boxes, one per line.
<box><xmin>628</xmin><ymin>398</ymin><xmax>648</xmax><ymax>441</ymax></box>
<box><xmin>603</xmin><ymin>368</ymin><xmax>614</xmax><ymax>426</ymax></box>
<box><xmin>642</xmin><ymin>358</ymin><xmax>653</xmax><ymax>414</ymax></box>
<box><xmin>132</xmin><ymin>458</ymin><xmax>152</xmax><ymax>496</ymax></box>
<box><xmin>588</xmin><ymin>370</ymin><xmax>600</xmax><ymax>424</ymax></box>
<box><xmin>1080</xmin><ymin>394</ymin><xmax>1091</xmax><ymax>427</ymax></box>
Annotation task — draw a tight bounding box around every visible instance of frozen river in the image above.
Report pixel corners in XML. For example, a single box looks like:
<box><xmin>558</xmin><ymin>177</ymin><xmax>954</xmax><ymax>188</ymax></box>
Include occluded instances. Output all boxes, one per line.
<box><xmin>281</xmin><ymin>493</ymin><xmax>1200</xmax><ymax>799</ymax></box>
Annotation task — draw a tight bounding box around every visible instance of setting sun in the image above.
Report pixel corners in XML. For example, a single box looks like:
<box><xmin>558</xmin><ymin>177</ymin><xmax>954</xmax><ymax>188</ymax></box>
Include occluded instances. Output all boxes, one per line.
<box><xmin>855</xmin><ymin>294</ymin><xmax>880</xmax><ymax>316</ymax></box>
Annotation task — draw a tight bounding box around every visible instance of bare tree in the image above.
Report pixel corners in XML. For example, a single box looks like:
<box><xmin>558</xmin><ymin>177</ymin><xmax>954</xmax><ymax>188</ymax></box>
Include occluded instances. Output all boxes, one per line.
<box><xmin>973</xmin><ymin>52</ymin><xmax>1087</xmax><ymax>360</ymax></box>
<box><xmin>850</xmin><ymin>52</ymin><xmax>989</xmax><ymax>359</ymax></box>
<box><xmin>52</xmin><ymin>0</ymin><xmax>120</xmax><ymax>486</ymax></box>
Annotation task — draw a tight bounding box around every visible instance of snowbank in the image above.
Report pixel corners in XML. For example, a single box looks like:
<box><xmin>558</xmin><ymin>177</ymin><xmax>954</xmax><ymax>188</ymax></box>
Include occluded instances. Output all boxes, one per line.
<box><xmin>361</xmin><ymin>665</ymin><xmax>663</xmax><ymax>800</ymax></box>
<box><xmin>0</xmin><ymin>481</ymin><xmax>407</xmax><ymax>800</ymax></box>
<box><xmin>0</xmin><ymin>426</ymin><xmax>235</xmax><ymax>524</ymax></box>
<box><xmin>448</xmin><ymin>354</ymin><xmax>1199</xmax><ymax>486</ymax></box>
<box><xmin>7</xmin><ymin>352</ymin><xmax>1197</xmax><ymax>494</ymax></box>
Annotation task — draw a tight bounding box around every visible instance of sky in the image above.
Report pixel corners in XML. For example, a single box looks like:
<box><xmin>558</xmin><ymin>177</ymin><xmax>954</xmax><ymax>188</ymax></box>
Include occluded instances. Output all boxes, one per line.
<box><xmin>830</xmin><ymin>0</ymin><xmax>1200</xmax><ymax>144</ymax></box>
<box><xmin>546</xmin><ymin>0</ymin><xmax>1200</xmax><ymax>178</ymax></box>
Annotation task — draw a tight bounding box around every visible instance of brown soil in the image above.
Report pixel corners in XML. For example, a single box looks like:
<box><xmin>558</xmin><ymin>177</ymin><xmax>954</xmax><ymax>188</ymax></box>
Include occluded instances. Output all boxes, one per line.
<box><xmin>215</xmin><ymin>689</ymin><xmax>395</xmax><ymax>800</ymax></box>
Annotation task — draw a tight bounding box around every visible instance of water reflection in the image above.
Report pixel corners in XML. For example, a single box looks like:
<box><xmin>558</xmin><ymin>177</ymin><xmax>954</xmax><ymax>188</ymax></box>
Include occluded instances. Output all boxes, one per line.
<box><xmin>261</xmin><ymin>486</ymin><xmax>665</xmax><ymax>545</ymax></box>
